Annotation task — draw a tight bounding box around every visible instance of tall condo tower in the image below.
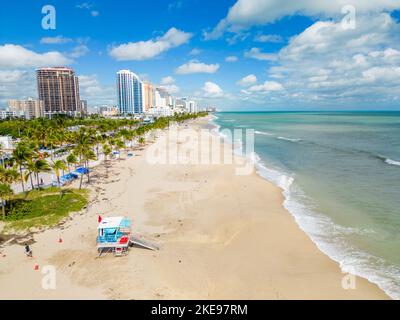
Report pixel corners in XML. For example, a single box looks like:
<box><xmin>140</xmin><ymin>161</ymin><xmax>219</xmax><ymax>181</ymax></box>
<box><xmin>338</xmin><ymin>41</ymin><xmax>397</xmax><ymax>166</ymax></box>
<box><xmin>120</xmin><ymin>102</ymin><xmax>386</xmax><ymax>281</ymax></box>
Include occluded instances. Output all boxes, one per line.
<box><xmin>116</xmin><ymin>70</ymin><xmax>143</xmax><ymax>115</ymax></box>
<box><xmin>36</xmin><ymin>67</ymin><xmax>80</xmax><ymax>116</ymax></box>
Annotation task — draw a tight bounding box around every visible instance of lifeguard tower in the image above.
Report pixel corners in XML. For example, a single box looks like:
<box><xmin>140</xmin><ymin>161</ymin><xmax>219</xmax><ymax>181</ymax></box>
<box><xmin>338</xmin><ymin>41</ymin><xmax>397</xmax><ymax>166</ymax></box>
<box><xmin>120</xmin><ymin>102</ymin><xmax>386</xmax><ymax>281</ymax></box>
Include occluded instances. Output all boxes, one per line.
<box><xmin>97</xmin><ymin>216</ymin><xmax>131</xmax><ymax>256</ymax></box>
<box><xmin>97</xmin><ymin>216</ymin><xmax>159</xmax><ymax>257</ymax></box>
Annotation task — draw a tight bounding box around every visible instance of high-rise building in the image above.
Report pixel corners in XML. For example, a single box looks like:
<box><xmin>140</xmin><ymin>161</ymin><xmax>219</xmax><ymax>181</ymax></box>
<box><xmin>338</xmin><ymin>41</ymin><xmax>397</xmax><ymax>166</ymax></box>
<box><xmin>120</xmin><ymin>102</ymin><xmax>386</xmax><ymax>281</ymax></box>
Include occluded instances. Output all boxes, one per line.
<box><xmin>142</xmin><ymin>82</ymin><xmax>154</xmax><ymax>112</ymax></box>
<box><xmin>116</xmin><ymin>70</ymin><xmax>143</xmax><ymax>115</ymax></box>
<box><xmin>7</xmin><ymin>98</ymin><xmax>44</xmax><ymax>119</ymax></box>
<box><xmin>175</xmin><ymin>98</ymin><xmax>189</xmax><ymax>111</ymax></box>
<box><xmin>79</xmin><ymin>100</ymin><xmax>88</xmax><ymax>116</ymax></box>
<box><xmin>188</xmin><ymin>100</ymin><xmax>197</xmax><ymax>113</ymax></box>
<box><xmin>36</xmin><ymin>67</ymin><xmax>80</xmax><ymax>116</ymax></box>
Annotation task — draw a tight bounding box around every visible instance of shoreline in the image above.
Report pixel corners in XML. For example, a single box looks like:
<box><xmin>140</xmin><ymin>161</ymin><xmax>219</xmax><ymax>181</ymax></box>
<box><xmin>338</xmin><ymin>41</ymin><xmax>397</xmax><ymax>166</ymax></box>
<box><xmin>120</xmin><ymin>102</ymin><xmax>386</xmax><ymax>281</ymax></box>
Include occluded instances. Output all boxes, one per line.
<box><xmin>0</xmin><ymin>116</ymin><xmax>389</xmax><ymax>299</ymax></box>
<box><xmin>208</xmin><ymin>114</ymin><xmax>396</xmax><ymax>299</ymax></box>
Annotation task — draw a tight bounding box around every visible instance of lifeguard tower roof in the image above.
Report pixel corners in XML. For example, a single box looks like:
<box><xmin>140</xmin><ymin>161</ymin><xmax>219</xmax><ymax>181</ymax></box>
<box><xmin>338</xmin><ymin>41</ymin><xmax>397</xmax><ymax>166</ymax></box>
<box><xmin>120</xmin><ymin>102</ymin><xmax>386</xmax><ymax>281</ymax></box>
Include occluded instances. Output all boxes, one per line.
<box><xmin>98</xmin><ymin>217</ymin><xmax>124</xmax><ymax>229</ymax></box>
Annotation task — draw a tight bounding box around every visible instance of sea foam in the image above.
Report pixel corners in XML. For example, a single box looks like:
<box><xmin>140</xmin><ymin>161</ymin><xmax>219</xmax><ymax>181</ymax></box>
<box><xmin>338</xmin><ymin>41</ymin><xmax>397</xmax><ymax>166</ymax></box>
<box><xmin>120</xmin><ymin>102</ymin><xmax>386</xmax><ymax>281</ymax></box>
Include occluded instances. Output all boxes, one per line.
<box><xmin>385</xmin><ymin>158</ymin><xmax>400</xmax><ymax>167</ymax></box>
<box><xmin>277</xmin><ymin>136</ymin><xmax>302</xmax><ymax>143</ymax></box>
<box><xmin>255</xmin><ymin>130</ymin><xmax>274</xmax><ymax>136</ymax></box>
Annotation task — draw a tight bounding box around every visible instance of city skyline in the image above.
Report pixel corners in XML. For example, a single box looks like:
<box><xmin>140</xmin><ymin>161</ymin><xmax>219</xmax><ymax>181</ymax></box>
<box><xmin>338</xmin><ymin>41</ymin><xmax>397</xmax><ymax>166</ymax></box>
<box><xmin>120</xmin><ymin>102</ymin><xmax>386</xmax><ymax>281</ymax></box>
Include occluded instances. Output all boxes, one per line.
<box><xmin>1</xmin><ymin>1</ymin><xmax>400</xmax><ymax>111</ymax></box>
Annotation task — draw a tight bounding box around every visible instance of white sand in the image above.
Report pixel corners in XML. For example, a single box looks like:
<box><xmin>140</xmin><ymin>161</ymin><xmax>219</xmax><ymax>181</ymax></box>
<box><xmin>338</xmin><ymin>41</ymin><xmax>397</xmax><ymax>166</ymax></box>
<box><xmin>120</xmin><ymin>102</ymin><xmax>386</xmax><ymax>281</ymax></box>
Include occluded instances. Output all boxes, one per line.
<box><xmin>0</xmin><ymin>117</ymin><xmax>388</xmax><ymax>299</ymax></box>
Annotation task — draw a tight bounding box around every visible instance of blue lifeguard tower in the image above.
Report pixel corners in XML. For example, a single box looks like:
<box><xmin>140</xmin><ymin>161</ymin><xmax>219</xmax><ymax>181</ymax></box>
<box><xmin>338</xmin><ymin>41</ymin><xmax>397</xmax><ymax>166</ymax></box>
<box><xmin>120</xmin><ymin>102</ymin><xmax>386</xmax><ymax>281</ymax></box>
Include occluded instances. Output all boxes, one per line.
<box><xmin>97</xmin><ymin>216</ymin><xmax>131</xmax><ymax>256</ymax></box>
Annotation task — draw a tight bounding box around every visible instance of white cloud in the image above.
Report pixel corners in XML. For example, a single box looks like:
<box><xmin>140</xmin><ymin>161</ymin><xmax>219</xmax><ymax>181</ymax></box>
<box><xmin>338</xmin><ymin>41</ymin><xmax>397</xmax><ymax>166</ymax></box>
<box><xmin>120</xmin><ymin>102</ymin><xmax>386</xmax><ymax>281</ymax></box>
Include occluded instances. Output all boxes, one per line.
<box><xmin>237</xmin><ymin>74</ymin><xmax>257</xmax><ymax>86</ymax></box>
<box><xmin>189</xmin><ymin>48</ymin><xmax>201</xmax><ymax>55</ymax></box>
<box><xmin>76</xmin><ymin>3</ymin><xmax>99</xmax><ymax>17</ymax></box>
<box><xmin>175</xmin><ymin>60</ymin><xmax>219</xmax><ymax>74</ymax></box>
<box><xmin>0</xmin><ymin>70</ymin><xmax>26</xmax><ymax>83</ymax></box>
<box><xmin>109</xmin><ymin>28</ymin><xmax>192</xmax><ymax>61</ymax></box>
<box><xmin>225</xmin><ymin>55</ymin><xmax>238</xmax><ymax>62</ymax></box>
<box><xmin>40</xmin><ymin>36</ymin><xmax>73</xmax><ymax>44</ymax></box>
<box><xmin>160</xmin><ymin>84</ymin><xmax>180</xmax><ymax>94</ymax></box>
<box><xmin>265</xmin><ymin>13</ymin><xmax>400</xmax><ymax>104</ymax></box>
<box><xmin>0</xmin><ymin>44</ymin><xmax>72</xmax><ymax>68</ymax></box>
<box><xmin>161</xmin><ymin>76</ymin><xmax>175</xmax><ymax>85</ymax></box>
<box><xmin>244</xmin><ymin>48</ymin><xmax>277</xmax><ymax>61</ymax></box>
<box><xmin>247</xmin><ymin>80</ymin><xmax>284</xmax><ymax>92</ymax></box>
<box><xmin>79</xmin><ymin>74</ymin><xmax>116</xmax><ymax>106</ymax></box>
<box><xmin>203</xmin><ymin>81</ymin><xmax>224</xmax><ymax>97</ymax></box>
<box><xmin>205</xmin><ymin>0</ymin><xmax>400</xmax><ymax>39</ymax></box>
<box><xmin>69</xmin><ymin>45</ymin><xmax>89</xmax><ymax>58</ymax></box>
<box><xmin>254</xmin><ymin>34</ymin><xmax>283</xmax><ymax>43</ymax></box>
<box><xmin>0</xmin><ymin>70</ymin><xmax>36</xmax><ymax>106</ymax></box>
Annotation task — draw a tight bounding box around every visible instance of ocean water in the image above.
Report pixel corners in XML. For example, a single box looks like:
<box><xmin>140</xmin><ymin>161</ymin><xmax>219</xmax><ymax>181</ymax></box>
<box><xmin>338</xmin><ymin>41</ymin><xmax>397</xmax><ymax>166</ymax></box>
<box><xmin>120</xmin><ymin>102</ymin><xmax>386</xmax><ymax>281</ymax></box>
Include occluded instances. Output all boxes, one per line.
<box><xmin>213</xmin><ymin>111</ymin><xmax>400</xmax><ymax>299</ymax></box>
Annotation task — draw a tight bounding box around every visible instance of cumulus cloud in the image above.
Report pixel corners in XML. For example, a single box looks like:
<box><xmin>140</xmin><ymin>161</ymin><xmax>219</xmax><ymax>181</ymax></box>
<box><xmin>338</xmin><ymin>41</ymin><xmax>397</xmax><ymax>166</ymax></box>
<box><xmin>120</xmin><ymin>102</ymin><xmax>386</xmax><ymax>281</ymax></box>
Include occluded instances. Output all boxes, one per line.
<box><xmin>225</xmin><ymin>55</ymin><xmax>238</xmax><ymax>62</ymax></box>
<box><xmin>203</xmin><ymin>81</ymin><xmax>224</xmax><ymax>97</ymax></box>
<box><xmin>161</xmin><ymin>76</ymin><xmax>175</xmax><ymax>85</ymax></box>
<box><xmin>69</xmin><ymin>45</ymin><xmax>89</xmax><ymax>58</ymax></box>
<box><xmin>79</xmin><ymin>74</ymin><xmax>116</xmax><ymax>106</ymax></box>
<box><xmin>0</xmin><ymin>70</ymin><xmax>36</xmax><ymax>105</ymax></box>
<box><xmin>189</xmin><ymin>48</ymin><xmax>201</xmax><ymax>55</ymax></box>
<box><xmin>244</xmin><ymin>48</ymin><xmax>277</xmax><ymax>61</ymax></box>
<box><xmin>237</xmin><ymin>74</ymin><xmax>257</xmax><ymax>86</ymax></box>
<box><xmin>175</xmin><ymin>60</ymin><xmax>219</xmax><ymax>74</ymax></box>
<box><xmin>266</xmin><ymin>13</ymin><xmax>400</xmax><ymax>104</ymax></box>
<box><xmin>0</xmin><ymin>44</ymin><xmax>72</xmax><ymax>68</ymax></box>
<box><xmin>160</xmin><ymin>84</ymin><xmax>180</xmax><ymax>94</ymax></box>
<box><xmin>247</xmin><ymin>80</ymin><xmax>284</xmax><ymax>92</ymax></box>
<box><xmin>40</xmin><ymin>35</ymin><xmax>73</xmax><ymax>44</ymax></box>
<box><xmin>205</xmin><ymin>0</ymin><xmax>400</xmax><ymax>39</ymax></box>
<box><xmin>109</xmin><ymin>27</ymin><xmax>192</xmax><ymax>61</ymax></box>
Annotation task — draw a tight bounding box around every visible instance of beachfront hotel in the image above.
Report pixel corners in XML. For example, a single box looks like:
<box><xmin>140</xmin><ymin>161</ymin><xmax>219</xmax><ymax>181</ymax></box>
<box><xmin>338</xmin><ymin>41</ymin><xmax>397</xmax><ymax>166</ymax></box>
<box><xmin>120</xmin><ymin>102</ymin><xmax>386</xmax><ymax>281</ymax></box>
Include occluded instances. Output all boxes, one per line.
<box><xmin>116</xmin><ymin>70</ymin><xmax>143</xmax><ymax>115</ymax></box>
<box><xmin>36</xmin><ymin>67</ymin><xmax>81</xmax><ymax>117</ymax></box>
<box><xmin>7</xmin><ymin>98</ymin><xmax>44</xmax><ymax>119</ymax></box>
<box><xmin>142</xmin><ymin>81</ymin><xmax>155</xmax><ymax>113</ymax></box>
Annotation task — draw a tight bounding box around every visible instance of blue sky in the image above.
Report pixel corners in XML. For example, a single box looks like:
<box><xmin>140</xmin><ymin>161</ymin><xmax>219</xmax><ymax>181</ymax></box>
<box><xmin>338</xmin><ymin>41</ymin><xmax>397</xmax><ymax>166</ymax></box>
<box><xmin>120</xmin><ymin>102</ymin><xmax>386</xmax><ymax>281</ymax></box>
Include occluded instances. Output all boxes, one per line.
<box><xmin>1</xmin><ymin>0</ymin><xmax>400</xmax><ymax>111</ymax></box>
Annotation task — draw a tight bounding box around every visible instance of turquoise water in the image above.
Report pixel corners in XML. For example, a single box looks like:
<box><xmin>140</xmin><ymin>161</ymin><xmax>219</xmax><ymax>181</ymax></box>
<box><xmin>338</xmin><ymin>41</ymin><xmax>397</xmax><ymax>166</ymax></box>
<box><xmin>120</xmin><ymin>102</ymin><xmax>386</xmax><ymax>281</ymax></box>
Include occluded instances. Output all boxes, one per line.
<box><xmin>213</xmin><ymin>111</ymin><xmax>400</xmax><ymax>299</ymax></box>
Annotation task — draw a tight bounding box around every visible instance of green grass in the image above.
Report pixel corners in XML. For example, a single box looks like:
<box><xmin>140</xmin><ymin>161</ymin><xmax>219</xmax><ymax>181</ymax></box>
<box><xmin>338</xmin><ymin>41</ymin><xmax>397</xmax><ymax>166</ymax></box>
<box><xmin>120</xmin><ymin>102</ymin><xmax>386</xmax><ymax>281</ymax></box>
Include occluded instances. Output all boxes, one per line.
<box><xmin>1</xmin><ymin>187</ymin><xmax>88</xmax><ymax>233</ymax></box>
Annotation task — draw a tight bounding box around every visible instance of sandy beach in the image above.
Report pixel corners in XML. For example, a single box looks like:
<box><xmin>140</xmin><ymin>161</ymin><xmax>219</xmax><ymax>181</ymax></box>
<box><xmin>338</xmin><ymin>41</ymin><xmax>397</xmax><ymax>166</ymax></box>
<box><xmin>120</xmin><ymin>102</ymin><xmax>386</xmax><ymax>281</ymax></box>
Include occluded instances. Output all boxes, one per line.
<box><xmin>0</xmin><ymin>116</ymin><xmax>389</xmax><ymax>300</ymax></box>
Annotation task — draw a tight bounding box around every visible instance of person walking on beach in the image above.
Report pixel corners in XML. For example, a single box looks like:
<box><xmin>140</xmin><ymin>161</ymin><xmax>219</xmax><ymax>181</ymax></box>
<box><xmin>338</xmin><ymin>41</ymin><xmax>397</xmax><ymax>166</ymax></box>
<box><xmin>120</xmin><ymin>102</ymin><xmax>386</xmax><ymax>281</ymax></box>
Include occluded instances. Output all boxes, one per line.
<box><xmin>24</xmin><ymin>243</ymin><xmax>32</xmax><ymax>257</ymax></box>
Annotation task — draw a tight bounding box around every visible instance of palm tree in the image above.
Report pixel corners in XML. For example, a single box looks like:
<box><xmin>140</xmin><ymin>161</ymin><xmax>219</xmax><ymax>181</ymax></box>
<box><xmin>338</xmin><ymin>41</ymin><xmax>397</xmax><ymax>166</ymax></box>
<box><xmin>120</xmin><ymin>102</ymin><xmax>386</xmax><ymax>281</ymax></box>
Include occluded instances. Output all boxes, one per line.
<box><xmin>0</xmin><ymin>167</ymin><xmax>20</xmax><ymax>185</ymax></box>
<box><xmin>66</xmin><ymin>153</ymin><xmax>78</xmax><ymax>173</ymax></box>
<box><xmin>31</xmin><ymin>159</ymin><xmax>51</xmax><ymax>188</ymax></box>
<box><xmin>25</xmin><ymin>160</ymin><xmax>36</xmax><ymax>190</ymax></box>
<box><xmin>0</xmin><ymin>183</ymin><xmax>13</xmax><ymax>219</ymax></box>
<box><xmin>0</xmin><ymin>142</ymin><xmax>5</xmax><ymax>169</ymax></box>
<box><xmin>74</xmin><ymin>130</ymin><xmax>91</xmax><ymax>165</ymax></box>
<box><xmin>52</xmin><ymin>160</ymin><xmax>67</xmax><ymax>188</ymax></box>
<box><xmin>115</xmin><ymin>139</ymin><xmax>125</xmax><ymax>160</ymax></box>
<box><xmin>81</xmin><ymin>148</ymin><xmax>96</xmax><ymax>187</ymax></box>
<box><xmin>103</xmin><ymin>144</ymin><xmax>112</xmax><ymax>161</ymax></box>
<box><xmin>0</xmin><ymin>167</ymin><xmax>19</xmax><ymax>218</ymax></box>
<box><xmin>12</xmin><ymin>144</ymin><xmax>33</xmax><ymax>193</ymax></box>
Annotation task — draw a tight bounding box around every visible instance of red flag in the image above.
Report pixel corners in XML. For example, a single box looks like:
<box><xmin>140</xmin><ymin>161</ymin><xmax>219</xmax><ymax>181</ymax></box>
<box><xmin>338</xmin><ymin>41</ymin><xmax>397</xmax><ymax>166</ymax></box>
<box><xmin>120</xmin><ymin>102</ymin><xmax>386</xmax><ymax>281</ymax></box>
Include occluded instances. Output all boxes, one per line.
<box><xmin>98</xmin><ymin>215</ymin><xmax>102</xmax><ymax>223</ymax></box>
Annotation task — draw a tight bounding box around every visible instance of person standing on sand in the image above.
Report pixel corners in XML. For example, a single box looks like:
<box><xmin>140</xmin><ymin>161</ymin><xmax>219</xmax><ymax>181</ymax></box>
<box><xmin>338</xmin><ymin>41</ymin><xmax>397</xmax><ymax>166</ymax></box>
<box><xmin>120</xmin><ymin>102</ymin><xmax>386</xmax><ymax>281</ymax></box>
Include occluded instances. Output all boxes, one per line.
<box><xmin>24</xmin><ymin>243</ymin><xmax>32</xmax><ymax>257</ymax></box>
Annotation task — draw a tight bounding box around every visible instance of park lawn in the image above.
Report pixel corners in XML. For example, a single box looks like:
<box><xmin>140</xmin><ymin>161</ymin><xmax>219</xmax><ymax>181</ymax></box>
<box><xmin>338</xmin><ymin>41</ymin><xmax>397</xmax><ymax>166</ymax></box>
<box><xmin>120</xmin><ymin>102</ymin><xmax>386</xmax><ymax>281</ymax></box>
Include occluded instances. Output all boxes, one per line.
<box><xmin>1</xmin><ymin>187</ymin><xmax>88</xmax><ymax>233</ymax></box>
